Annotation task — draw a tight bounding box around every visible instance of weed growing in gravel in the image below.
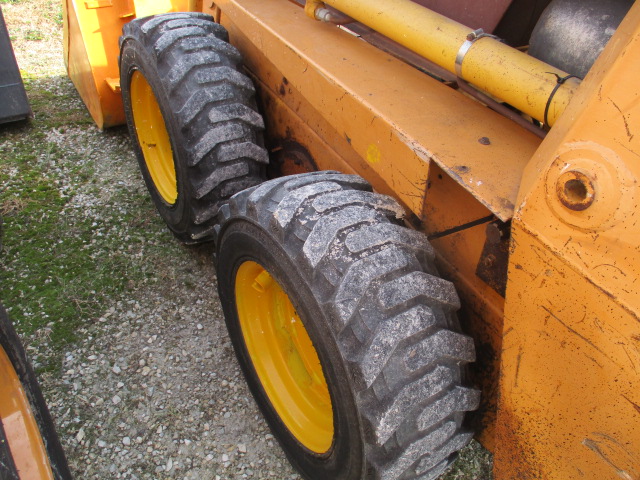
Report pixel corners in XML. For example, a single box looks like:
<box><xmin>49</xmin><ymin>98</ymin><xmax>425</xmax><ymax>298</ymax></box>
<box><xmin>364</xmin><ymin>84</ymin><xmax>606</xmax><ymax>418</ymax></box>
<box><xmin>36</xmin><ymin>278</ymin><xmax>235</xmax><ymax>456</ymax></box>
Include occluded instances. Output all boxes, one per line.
<box><xmin>24</xmin><ymin>28</ymin><xmax>44</xmax><ymax>41</ymax></box>
<box><xmin>442</xmin><ymin>440</ymin><xmax>493</xmax><ymax>479</ymax></box>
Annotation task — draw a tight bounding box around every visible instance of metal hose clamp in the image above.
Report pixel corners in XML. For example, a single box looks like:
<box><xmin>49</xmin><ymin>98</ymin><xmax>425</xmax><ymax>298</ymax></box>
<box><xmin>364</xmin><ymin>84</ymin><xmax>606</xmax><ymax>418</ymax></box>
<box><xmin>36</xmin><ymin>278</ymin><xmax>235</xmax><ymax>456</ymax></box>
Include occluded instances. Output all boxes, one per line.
<box><xmin>455</xmin><ymin>29</ymin><xmax>500</xmax><ymax>78</ymax></box>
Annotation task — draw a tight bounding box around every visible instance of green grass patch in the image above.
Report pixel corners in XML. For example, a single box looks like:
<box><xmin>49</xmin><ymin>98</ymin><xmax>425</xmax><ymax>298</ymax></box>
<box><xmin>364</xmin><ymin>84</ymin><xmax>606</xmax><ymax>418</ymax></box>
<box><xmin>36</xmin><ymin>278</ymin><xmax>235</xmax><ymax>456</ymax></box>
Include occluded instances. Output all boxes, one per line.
<box><xmin>0</xmin><ymin>73</ymin><xmax>181</xmax><ymax>373</ymax></box>
<box><xmin>25</xmin><ymin>77</ymin><xmax>95</xmax><ymax>128</ymax></box>
<box><xmin>24</xmin><ymin>29</ymin><xmax>44</xmax><ymax>41</ymax></box>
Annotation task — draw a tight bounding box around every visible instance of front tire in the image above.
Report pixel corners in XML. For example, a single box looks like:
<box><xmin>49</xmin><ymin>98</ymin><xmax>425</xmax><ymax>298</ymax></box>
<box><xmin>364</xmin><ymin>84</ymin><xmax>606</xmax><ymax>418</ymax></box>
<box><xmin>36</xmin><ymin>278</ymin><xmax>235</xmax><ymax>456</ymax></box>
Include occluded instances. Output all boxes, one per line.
<box><xmin>119</xmin><ymin>13</ymin><xmax>268</xmax><ymax>243</ymax></box>
<box><xmin>215</xmin><ymin>172</ymin><xmax>479</xmax><ymax>480</ymax></box>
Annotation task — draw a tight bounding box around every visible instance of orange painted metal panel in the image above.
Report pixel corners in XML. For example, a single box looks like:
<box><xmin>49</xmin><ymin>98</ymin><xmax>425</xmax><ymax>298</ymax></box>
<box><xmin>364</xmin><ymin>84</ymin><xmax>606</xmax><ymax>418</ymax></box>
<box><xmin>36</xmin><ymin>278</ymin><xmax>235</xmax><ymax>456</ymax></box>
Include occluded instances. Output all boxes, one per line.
<box><xmin>497</xmin><ymin>4</ymin><xmax>640</xmax><ymax>478</ymax></box>
<box><xmin>213</xmin><ymin>0</ymin><xmax>541</xmax><ymax>222</ymax></box>
<box><xmin>424</xmin><ymin>164</ymin><xmax>505</xmax><ymax>448</ymax></box>
<box><xmin>498</xmin><ymin>229</ymin><xmax>640</xmax><ymax>479</ymax></box>
<box><xmin>63</xmin><ymin>0</ymin><xmax>190</xmax><ymax>128</ymax></box>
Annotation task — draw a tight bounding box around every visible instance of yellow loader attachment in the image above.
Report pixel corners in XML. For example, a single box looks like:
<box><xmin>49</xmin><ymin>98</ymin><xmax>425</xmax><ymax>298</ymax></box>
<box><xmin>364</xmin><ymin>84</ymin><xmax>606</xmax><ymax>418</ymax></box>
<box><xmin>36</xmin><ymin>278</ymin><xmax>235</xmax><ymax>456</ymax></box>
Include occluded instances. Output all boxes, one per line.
<box><xmin>62</xmin><ymin>0</ymin><xmax>192</xmax><ymax>128</ymax></box>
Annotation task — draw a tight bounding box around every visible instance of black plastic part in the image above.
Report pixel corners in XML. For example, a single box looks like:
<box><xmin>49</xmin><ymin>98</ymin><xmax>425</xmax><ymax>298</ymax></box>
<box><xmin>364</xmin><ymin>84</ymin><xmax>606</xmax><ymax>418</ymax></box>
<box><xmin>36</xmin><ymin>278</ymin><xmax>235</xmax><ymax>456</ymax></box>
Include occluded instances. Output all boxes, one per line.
<box><xmin>0</xmin><ymin>8</ymin><xmax>31</xmax><ymax>124</ymax></box>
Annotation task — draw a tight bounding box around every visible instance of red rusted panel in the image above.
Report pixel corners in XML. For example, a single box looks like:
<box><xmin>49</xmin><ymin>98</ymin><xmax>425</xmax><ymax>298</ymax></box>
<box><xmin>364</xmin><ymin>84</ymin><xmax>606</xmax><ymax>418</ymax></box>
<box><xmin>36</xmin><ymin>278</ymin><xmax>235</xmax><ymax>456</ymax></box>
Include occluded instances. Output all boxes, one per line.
<box><xmin>412</xmin><ymin>0</ymin><xmax>512</xmax><ymax>31</ymax></box>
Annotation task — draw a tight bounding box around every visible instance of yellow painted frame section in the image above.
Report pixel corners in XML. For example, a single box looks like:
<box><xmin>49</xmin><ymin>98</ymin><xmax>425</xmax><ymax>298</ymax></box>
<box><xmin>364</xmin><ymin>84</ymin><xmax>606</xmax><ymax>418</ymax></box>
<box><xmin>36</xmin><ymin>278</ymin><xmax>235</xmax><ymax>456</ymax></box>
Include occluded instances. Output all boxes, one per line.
<box><xmin>497</xmin><ymin>4</ymin><xmax>640</xmax><ymax>478</ymax></box>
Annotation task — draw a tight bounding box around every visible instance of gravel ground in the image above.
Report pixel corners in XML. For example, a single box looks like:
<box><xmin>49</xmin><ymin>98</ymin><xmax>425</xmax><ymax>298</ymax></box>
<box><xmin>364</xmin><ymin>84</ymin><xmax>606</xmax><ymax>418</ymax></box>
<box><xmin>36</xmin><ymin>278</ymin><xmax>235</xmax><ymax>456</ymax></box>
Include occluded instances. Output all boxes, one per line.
<box><xmin>52</xmin><ymin>266</ymin><xmax>301</xmax><ymax>480</ymax></box>
<box><xmin>1</xmin><ymin>1</ymin><xmax>492</xmax><ymax>479</ymax></box>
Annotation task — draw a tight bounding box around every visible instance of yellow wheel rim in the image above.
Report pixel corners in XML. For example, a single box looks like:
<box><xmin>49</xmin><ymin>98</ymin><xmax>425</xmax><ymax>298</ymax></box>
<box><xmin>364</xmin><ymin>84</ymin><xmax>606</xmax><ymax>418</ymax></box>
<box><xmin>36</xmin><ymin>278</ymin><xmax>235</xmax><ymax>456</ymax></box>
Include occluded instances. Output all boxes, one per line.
<box><xmin>235</xmin><ymin>261</ymin><xmax>334</xmax><ymax>453</ymax></box>
<box><xmin>130</xmin><ymin>70</ymin><xmax>177</xmax><ymax>204</ymax></box>
<box><xmin>0</xmin><ymin>345</ymin><xmax>54</xmax><ymax>479</ymax></box>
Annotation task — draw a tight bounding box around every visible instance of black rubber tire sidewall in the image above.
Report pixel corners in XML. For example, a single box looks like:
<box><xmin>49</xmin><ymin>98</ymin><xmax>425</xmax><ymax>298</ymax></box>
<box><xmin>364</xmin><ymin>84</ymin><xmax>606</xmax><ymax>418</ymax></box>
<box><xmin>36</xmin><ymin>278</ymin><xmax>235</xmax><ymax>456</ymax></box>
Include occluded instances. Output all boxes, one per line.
<box><xmin>120</xmin><ymin>42</ymin><xmax>193</xmax><ymax>242</ymax></box>
<box><xmin>217</xmin><ymin>220</ymin><xmax>365</xmax><ymax>480</ymax></box>
<box><xmin>0</xmin><ymin>305</ymin><xmax>72</xmax><ymax>480</ymax></box>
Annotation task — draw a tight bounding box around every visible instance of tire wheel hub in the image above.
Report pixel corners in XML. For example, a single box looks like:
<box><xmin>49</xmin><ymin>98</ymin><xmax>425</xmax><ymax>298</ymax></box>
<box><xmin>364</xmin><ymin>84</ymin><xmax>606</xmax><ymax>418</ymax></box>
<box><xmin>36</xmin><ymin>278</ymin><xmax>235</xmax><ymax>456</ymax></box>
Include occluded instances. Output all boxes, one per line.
<box><xmin>0</xmin><ymin>345</ymin><xmax>53</xmax><ymax>479</ymax></box>
<box><xmin>130</xmin><ymin>70</ymin><xmax>177</xmax><ymax>205</ymax></box>
<box><xmin>235</xmin><ymin>261</ymin><xmax>334</xmax><ymax>453</ymax></box>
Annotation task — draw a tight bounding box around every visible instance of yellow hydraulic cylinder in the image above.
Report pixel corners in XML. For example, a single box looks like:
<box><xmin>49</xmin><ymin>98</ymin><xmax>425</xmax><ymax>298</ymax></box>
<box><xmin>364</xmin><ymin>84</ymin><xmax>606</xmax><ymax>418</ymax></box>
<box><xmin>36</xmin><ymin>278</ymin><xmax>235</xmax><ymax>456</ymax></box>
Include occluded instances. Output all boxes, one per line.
<box><xmin>312</xmin><ymin>0</ymin><xmax>580</xmax><ymax>126</ymax></box>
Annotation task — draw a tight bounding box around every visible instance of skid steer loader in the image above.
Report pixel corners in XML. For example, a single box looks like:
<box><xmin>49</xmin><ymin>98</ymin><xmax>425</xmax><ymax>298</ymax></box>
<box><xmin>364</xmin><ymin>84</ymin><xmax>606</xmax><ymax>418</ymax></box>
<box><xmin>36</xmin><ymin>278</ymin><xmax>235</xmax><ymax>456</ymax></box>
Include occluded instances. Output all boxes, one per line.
<box><xmin>64</xmin><ymin>0</ymin><xmax>640</xmax><ymax>478</ymax></box>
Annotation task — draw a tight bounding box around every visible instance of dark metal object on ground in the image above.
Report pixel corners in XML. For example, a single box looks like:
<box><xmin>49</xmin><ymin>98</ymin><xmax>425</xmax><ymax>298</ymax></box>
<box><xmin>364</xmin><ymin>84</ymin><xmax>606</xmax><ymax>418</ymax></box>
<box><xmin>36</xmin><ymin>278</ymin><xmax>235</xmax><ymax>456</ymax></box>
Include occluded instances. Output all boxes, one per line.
<box><xmin>0</xmin><ymin>7</ymin><xmax>31</xmax><ymax>124</ymax></box>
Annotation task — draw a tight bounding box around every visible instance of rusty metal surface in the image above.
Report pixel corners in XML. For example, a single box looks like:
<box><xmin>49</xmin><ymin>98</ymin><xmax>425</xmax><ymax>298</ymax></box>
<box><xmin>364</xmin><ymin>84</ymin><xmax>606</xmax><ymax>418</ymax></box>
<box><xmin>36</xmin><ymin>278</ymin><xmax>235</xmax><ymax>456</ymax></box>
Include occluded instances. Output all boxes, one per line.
<box><xmin>497</xmin><ymin>4</ymin><xmax>640</xmax><ymax>478</ymax></box>
<box><xmin>267</xmin><ymin>141</ymin><xmax>318</xmax><ymax>178</ymax></box>
<box><xmin>412</xmin><ymin>0</ymin><xmax>512</xmax><ymax>32</ymax></box>
<box><xmin>214</xmin><ymin>0</ymin><xmax>541</xmax><ymax>222</ymax></box>
<box><xmin>475</xmin><ymin>221</ymin><xmax>510</xmax><ymax>297</ymax></box>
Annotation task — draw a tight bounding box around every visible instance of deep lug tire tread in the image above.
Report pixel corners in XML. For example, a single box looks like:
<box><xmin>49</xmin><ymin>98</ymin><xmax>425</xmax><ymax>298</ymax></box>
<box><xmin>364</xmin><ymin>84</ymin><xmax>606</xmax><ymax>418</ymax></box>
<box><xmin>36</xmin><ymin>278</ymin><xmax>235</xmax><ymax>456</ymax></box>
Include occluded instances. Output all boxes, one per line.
<box><xmin>120</xmin><ymin>13</ymin><xmax>267</xmax><ymax>243</ymax></box>
<box><xmin>215</xmin><ymin>172</ymin><xmax>478</xmax><ymax>480</ymax></box>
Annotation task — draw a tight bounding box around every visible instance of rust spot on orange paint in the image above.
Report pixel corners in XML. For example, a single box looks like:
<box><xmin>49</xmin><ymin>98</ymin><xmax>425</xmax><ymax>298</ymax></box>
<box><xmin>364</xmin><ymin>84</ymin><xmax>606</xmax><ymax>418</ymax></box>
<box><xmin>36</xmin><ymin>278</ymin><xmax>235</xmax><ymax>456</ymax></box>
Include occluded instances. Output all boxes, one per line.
<box><xmin>494</xmin><ymin>407</ymin><xmax>543</xmax><ymax>479</ymax></box>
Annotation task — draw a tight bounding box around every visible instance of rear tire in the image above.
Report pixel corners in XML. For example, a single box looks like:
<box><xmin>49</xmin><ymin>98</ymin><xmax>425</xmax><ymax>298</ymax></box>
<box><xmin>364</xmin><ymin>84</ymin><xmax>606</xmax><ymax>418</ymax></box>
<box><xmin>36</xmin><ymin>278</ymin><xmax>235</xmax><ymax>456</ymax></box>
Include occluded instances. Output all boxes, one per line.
<box><xmin>0</xmin><ymin>305</ymin><xmax>71</xmax><ymax>480</ymax></box>
<box><xmin>119</xmin><ymin>13</ymin><xmax>268</xmax><ymax>243</ymax></box>
<box><xmin>215</xmin><ymin>172</ymin><xmax>479</xmax><ymax>480</ymax></box>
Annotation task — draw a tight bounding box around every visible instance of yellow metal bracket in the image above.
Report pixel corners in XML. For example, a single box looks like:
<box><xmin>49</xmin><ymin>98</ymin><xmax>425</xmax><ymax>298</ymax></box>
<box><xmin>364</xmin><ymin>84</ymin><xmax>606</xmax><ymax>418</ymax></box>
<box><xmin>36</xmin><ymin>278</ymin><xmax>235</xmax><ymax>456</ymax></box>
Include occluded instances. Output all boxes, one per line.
<box><xmin>105</xmin><ymin>77</ymin><xmax>121</xmax><ymax>93</ymax></box>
